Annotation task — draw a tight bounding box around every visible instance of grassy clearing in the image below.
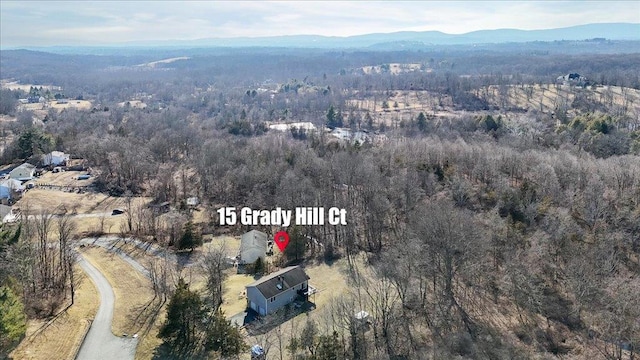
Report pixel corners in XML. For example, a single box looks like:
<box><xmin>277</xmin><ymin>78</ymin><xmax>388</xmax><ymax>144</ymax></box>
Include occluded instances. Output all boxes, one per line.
<box><xmin>0</xmin><ymin>81</ymin><xmax>62</xmax><ymax>92</ymax></box>
<box><xmin>80</xmin><ymin>246</ymin><xmax>165</xmax><ymax>360</ymax></box>
<box><xmin>16</xmin><ymin>189</ymin><xmax>151</xmax><ymax>236</ymax></box>
<box><xmin>17</xmin><ymin>189</ymin><xmax>151</xmax><ymax>215</ymax></box>
<box><xmin>9</xmin><ymin>264</ymin><xmax>99</xmax><ymax>360</ymax></box>
<box><xmin>117</xmin><ymin>100</ymin><xmax>147</xmax><ymax>109</ymax></box>
<box><xmin>34</xmin><ymin>170</ymin><xmax>94</xmax><ymax>187</ymax></box>
<box><xmin>220</xmin><ymin>273</ymin><xmax>257</xmax><ymax>316</ymax></box>
<box><xmin>17</xmin><ymin>189</ymin><xmax>106</xmax><ymax>214</ymax></box>
<box><xmin>75</xmin><ymin>216</ymin><xmax>125</xmax><ymax>235</ymax></box>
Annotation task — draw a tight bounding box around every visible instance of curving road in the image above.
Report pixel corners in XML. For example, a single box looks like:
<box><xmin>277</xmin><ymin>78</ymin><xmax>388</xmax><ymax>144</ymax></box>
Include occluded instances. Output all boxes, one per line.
<box><xmin>76</xmin><ymin>256</ymin><xmax>138</xmax><ymax>360</ymax></box>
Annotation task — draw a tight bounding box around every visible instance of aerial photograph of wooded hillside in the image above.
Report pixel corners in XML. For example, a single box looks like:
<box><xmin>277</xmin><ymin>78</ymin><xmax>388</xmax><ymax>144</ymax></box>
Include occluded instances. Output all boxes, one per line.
<box><xmin>0</xmin><ymin>1</ymin><xmax>639</xmax><ymax>359</ymax></box>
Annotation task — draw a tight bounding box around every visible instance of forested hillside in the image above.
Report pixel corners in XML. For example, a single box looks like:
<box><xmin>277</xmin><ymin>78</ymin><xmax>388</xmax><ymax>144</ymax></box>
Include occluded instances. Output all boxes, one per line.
<box><xmin>1</xmin><ymin>42</ymin><xmax>638</xmax><ymax>359</ymax></box>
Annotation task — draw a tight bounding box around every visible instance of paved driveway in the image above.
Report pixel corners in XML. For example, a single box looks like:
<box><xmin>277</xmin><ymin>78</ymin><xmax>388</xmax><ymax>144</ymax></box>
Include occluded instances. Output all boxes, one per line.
<box><xmin>76</xmin><ymin>256</ymin><xmax>138</xmax><ymax>360</ymax></box>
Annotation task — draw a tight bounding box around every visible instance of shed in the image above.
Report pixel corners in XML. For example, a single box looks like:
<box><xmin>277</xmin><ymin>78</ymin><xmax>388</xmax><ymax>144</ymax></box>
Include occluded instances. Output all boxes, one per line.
<box><xmin>245</xmin><ymin>266</ymin><xmax>310</xmax><ymax>316</ymax></box>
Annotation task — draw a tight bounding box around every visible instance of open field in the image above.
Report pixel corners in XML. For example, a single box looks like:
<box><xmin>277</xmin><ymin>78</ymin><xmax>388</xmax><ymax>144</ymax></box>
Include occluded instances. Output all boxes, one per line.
<box><xmin>18</xmin><ymin>100</ymin><xmax>93</xmax><ymax>112</ymax></box>
<box><xmin>118</xmin><ymin>100</ymin><xmax>147</xmax><ymax>109</ymax></box>
<box><xmin>80</xmin><ymin>246</ymin><xmax>165</xmax><ymax>360</ymax></box>
<box><xmin>346</xmin><ymin>84</ymin><xmax>640</xmax><ymax>128</ymax></box>
<box><xmin>0</xmin><ymin>80</ymin><xmax>62</xmax><ymax>92</ymax></box>
<box><xmin>10</xmin><ymin>264</ymin><xmax>99</xmax><ymax>360</ymax></box>
<box><xmin>135</xmin><ymin>57</ymin><xmax>190</xmax><ymax>68</ymax></box>
<box><xmin>34</xmin><ymin>169</ymin><xmax>95</xmax><ymax>187</ymax></box>
<box><xmin>16</xmin><ymin>189</ymin><xmax>151</xmax><ymax>215</ymax></box>
<box><xmin>485</xmin><ymin>84</ymin><xmax>640</xmax><ymax>115</ymax></box>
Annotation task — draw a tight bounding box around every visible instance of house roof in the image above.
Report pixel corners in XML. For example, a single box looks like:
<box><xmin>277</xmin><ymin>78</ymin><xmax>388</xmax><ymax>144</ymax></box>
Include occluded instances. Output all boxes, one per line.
<box><xmin>0</xmin><ymin>179</ymin><xmax>25</xmax><ymax>190</ymax></box>
<box><xmin>13</xmin><ymin>163</ymin><xmax>36</xmax><ymax>171</ymax></box>
<box><xmin>246</xmin><ymin>266</ymin><xmax>310</xmax><ymax>299</ymax></box>
<box><xmin>241</xmin><ymin>230</ymin><xmax>268</xmax><ymax>251</ymax></box>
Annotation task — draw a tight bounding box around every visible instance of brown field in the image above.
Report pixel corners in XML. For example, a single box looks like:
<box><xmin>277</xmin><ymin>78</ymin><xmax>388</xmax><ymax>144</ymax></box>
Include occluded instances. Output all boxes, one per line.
<box><xmin>10</xmin><ymin>264</ymin><xmax>99</xmax><ymax>360</ymax></box>
<box><xmin>346</xmin><ymin>84</ymin><xmax>640</xmax><ymax>127</ymax></box>
<box><xmin>50</xmin><ymin>100</ymin><xmax>92</xmax><ymax>111</ymax></box>
<box><xmin>17</xmin><ymin>100</ymin><xmax>92</xmax><ymax>114</ymax></box>
<box><xmin>80</xmin><ymin>246</ymin><xmax>165</xmax><ymax>360</ymax></box>
<box><xmin>16</xmin><ymin>189</ymin><xmax>151</xmax><ymax>215</ymax></box>
<box><xmin>0</xmin><ymin>80</ymin><xmax>62</xmax><ymax>93</ymax></box>
<box><xmin>118</xmin><ymin>100</ymin><xmax>147</xmax><ymax>109</ymax></box>
<box><xmin>485</xmin><ymin>84</ymin><xmax>640</xmax><ymax>116</ymax></box>
<box><xmin>34</xmin><ymin>169</ymin><xmax>95</xmax><ymax>187</ymax></box>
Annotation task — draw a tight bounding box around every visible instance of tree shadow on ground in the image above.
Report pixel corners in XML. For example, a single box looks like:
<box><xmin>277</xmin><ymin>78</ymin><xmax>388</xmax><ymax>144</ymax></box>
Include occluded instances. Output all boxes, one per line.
<box><xmin>125</xmin><ymin>296</ymin><xmax>165</xmax><ymax>336</ymax></box>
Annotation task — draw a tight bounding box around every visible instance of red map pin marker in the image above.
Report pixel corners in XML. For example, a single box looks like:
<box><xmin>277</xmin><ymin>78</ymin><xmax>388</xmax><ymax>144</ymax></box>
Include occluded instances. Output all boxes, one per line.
<box><xmin>274</xmin><ymin>231</ymin><xmax>290</xmax><ymax>252</ymax></box>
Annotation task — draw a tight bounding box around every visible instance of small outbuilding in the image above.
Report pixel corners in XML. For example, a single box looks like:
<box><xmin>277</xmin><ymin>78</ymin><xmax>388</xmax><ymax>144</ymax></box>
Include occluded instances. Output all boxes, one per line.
<box><xmin>246</xmin><ymin>266</ymin><xmax>310</xmax><ymax>316</ymax></box>
<box><xmin>239</xmin><ymin>230</ymin><xmax>268</xmax><ymax>265</ymax></box>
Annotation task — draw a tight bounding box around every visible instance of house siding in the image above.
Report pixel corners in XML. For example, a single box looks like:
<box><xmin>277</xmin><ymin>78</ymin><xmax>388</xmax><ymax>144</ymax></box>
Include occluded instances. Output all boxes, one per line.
<box><xmin>246</xmin><ymin>286</ymin><xmax>268</xmax><ymax>316</ymax></box>
<box><xmin>10</xmin><ymin>169</ymin><xmax>33</xmax><ymax>180</ymax></box>
<box><xmin>0</xmin><ymin>186</ymin><xmax>11</xmax><ymax>199</ymax></box>
<box><xmin>247</xmin><ymin>281</ymin><xmax>308</xmax><ymax>315</ymax></box>
<box><xmin>43</xmin><ymin>153</ymin><xmax>69</xmax><ymax>166</ymax></box>
<box><xmin>266</xmin><ymin>285</ymin><xmax>300</xmax><ymax>314</ymax></box>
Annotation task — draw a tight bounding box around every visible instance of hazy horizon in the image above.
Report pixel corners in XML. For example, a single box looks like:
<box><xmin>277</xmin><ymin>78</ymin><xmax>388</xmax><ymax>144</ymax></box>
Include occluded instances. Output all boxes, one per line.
<box><xmin>1</xmin><ymin>1</ymin><xmax>639</xmax><ymax>47</ymax></box>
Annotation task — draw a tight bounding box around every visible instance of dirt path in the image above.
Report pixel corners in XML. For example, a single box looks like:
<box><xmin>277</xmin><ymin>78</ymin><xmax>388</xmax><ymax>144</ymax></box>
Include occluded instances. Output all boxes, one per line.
<box><xmin>76</xmin><ymin>256</ymin><xmax>138</xmax><ymax>360</ymax></box>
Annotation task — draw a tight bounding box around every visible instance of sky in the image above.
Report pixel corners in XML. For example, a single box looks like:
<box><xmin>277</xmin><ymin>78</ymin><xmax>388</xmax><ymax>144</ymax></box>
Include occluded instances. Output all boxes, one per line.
<box><xmin>1</xmin><ymin>1</ymin><xmax>639</xmax><ymax>47</ymax></box>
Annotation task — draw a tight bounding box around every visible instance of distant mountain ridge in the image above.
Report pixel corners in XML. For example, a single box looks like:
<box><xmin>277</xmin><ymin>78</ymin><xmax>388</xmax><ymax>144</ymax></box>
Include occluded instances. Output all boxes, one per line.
<box><xmin>4</xmin><ymin>23</ymin><xmax>639</xmax><ymax>51</ymax></box>
<box><xmin>121</xmin><ymin>23</ymin><xmax>640</xmax><ymax>48</ymax></box>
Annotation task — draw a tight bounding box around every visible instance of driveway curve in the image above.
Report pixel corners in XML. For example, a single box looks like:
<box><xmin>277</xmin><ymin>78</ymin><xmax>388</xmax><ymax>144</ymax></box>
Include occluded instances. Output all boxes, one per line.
<box><xmin>76</xmin><ymin>256</ymin><xmax>138</xmax><ymax>360</ymax></box>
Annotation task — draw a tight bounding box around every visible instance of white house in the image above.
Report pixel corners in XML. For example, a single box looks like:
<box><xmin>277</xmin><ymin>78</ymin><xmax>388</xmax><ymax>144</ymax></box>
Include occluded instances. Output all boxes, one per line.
<box><xmin>42</xmin><ymin>151</ymin><xmax>70</xmax><ymax>166</ymax></box>
<box><xmin>239</xmin><ymin>230</ymin><xmax>268</xmax><ymax>265</ymax></box>
<box><xmin>330</xmin><ymin>127</ymin><xmax>371</xmax><ymax>144</ymax></box>
<box><xmin>9</xmin><ymin>163</ymin><xmax>36</xmax><ymax>181</ymax></box>
<box><xmin>246</xmin><ymin>266</ymin><xmax>310</xmax><ymax>316</ymax></box>
<box><xmin>0</xmin><ymin>179</ymin><xmax>24</xmax><ymax>200</ymax></box>
<box><xmin>268</xmin><ymin>122</ymin><xmax>317</xmax><ymax>132</ymax></box>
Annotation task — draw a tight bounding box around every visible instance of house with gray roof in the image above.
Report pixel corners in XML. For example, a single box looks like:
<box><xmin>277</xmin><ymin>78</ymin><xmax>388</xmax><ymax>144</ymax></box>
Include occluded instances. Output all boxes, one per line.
<box><xmin>9</xmin><ymin>163</ymin><xmax>36</xmax><ymax>181</ymax></box>
<box><xmin>245</xmin><ymin>266</ymin><xmax>310</xmax><ymax>316</ymax></box>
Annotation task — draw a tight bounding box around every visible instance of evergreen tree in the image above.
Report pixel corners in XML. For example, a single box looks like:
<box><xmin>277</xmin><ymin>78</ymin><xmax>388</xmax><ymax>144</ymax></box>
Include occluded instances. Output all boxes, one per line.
<box><xmin>0</xmin><ymin>285</ymin><xmax>27</xmax><ymax>355</ymax></box>
<box><xmin>284</xmin><ymin>226</ymin><xmax>307</xmax><ymax>263</ymax></box>
<box><xmin>203</xmin><ymin>310</ymin><xmax>246</xmax><ymax>357</ymax></box>
<box><xmin>178</xmin><ymin>221</ymin><xmax>202</xmax><ymax>251</ymax></box>
<box><xmin>417</xmin><ymin>112</ymin><xmax>428</xmax><ymax>133</ymax></box>
<box><xmin>17</xmin><ymin>127</ymin><xmax>55</xmax><ymax>159</ymax></box>
<box><xmin>327</xmin><ymin>105</ymin><xmax>339</xmax><ymax>129</ymax></box>
<box><xmin>159</xmin><ymin>278</ymin><xmax>203</xmax><ymax>352</ymax></box>
<box><xmin>314</xmin><ymin>331</ymin><xmax>343</xmax><ymax>360</ymax></box>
